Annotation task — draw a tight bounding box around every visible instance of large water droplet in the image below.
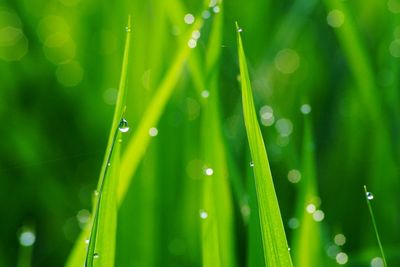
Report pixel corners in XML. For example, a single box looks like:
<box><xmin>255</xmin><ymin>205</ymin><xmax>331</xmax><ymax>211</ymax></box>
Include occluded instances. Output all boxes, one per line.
<box><xmin>366</xmin><ymin>191</ymin><xmax>374</xmax><ymax>200</ymax></box>
<box><xmin>118</xmin><ymin>118</ymin><xmax>129</xmax><ymax>133</ymax></box>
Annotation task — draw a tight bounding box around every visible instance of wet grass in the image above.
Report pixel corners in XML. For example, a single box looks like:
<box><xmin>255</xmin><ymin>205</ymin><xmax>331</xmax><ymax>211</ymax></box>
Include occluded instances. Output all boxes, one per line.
<box><xmin>1</xmin><ymin>0</ymin><xmax>399</xmax><ymax>266</ymax></box>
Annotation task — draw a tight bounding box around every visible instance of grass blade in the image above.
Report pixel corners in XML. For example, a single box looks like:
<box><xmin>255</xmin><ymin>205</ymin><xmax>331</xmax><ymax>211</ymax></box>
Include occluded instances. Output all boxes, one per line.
<box><xmin>66</xmin><ymin>16</ymin><xmax>131</xmax><ymax>267</ymax></box>
<box><xmin>292</xmin><ymin>114</ymin><xmax>323</xmax><ymax>266</ymax></box>
<box><xmin>117</xmin><ymin>16</ymin><xmax>204</xmax><ymax>203</ymax></box>
<box><xmin>363</xmin><ymin>185</ymin><xmax>387</xmax><ymax>267</ymax></box>
<box><xmin>200</xmin><ymin>4</ymin><xmax>236</xmax><ymax>267</ymax></box>
<box><xmin>236</xmin><ymin>22</ymin><xmax>293</xmax><ymax>267</ymax></box>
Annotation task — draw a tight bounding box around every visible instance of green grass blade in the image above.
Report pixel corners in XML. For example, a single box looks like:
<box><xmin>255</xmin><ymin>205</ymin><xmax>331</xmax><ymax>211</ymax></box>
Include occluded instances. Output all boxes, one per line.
<box><xmin>292</xmin><ymin>114</ymin><xmax>323</xmax><ymax>266</ymax></box>
<box><xmin>236</xmin><ymin>22</ymin><xmax>293</xmax><ymax>267</ymax></box>
<box><xmin>118</xmin><ymin>18</ymin><xmax>203</xmax><ymax>203</ymax></box>
<box><xmin>200</xmin><ymin>5</ymin><xmax>236</xmax><ymax>266</ymax></box>
<box><xmin>66</xmin><ymin>16</ymin><xmax>131</xmax><ymax>267</ymax></box>
<box><xmin>363</xmin><ymin>185</ymin><xmax>388</xmax><ymax>267</ymax></box>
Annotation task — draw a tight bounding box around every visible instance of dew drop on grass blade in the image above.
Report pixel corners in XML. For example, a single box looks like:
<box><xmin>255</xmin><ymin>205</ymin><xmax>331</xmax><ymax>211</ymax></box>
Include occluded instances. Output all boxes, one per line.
<box><xmin>66</xmin><ymin>16</ymin><xmax>132</xmax><ymax>267</ymax></box>
<box><xmin>236</xmin><ymin>22</ymin><xmax>293</xmax><ymax>267</ymax></box>
<box><xmin>363</xmin><ymin>185</ymin><xmax>388</xmax><ymax>267</ymax></box>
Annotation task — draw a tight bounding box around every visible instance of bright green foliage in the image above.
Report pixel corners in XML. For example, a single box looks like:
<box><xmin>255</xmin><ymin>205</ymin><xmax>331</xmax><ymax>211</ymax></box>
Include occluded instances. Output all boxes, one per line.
<box><xmin>200</xmin><ymin>4</ymin><xmax>236</xmax><ymax>267</ymax></box>
<box><xmin>67</xmin><ymin>16</ymin><xmax>131</xmax><ymax>267</ymax></box>
<box><xmin>291</xmin><ymin>115</ymin><xmax>323</xmax><ymax>266</ymax></box>
<box><xmin>2</xmin><ymin>0</ymin><xmax>400</xmax><ymax>266</ymax></box>
<box><xmin>236</xmin><ymin>22</ymin><xmax>293</xmax><ymax>267</ymax></box>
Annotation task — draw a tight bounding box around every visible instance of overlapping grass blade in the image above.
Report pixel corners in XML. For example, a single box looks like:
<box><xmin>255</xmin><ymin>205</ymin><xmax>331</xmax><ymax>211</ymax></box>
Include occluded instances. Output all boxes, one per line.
<box><xmin>292</xmin><ymin>114</ymin><xmax>323</xmax><ymax>266</ymax></box>
<box><xmin>66</xmin><ymin>16</ymin><xmax>131</xmax><ymax>267</ymax></box>
<box><xmin>200</xmin><ymin>3</ymin><xmax>236</xmax><ymax>266</ymax></box>
<box><xmin>117</xmin><ymin>18</ymin><xmax>204</xmax><ymax>202</ymax></box>
<box><xmin>236</xmin><ymin>22</ymin><xmax>292</xmax><ymax>267</ymax></box>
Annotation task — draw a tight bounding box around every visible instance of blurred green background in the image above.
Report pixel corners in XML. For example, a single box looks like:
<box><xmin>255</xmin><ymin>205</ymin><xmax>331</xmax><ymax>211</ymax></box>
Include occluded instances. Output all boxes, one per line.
<box><xmin>0</xmin><ymin>0</ymin><xmax>399</xmax><ymax>266</ymax></box>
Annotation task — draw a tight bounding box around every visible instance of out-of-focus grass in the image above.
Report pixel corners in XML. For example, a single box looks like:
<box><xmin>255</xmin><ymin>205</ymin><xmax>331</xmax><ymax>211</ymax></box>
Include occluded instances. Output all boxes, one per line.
<box><xmin>1</xmin><ymin>0</ymin><xmax>400</xmax><ymax>266</ymax></box>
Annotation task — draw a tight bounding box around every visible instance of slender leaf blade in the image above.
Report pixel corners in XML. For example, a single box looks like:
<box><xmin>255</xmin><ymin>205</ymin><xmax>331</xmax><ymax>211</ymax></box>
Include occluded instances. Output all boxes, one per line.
<box><xmin>236</xmin><ymin>22</ymin><xmax>293</xmax><ymax>267</ymax></box>
<box><xmin>66</xmin><ymin>16</ymin><xmax>131</xmax><ymax>267</ymax></box>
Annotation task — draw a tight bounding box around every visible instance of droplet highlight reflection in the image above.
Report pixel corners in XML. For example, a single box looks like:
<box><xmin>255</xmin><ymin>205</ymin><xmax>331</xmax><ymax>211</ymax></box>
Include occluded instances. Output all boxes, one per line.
<box><xmin>118</xmin><ymin>118</ymin><xmax>129</xmax><ymax>133</ymax></box>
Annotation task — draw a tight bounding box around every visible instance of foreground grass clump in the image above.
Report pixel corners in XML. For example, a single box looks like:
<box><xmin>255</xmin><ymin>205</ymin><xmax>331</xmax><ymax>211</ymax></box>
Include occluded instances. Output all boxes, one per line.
<box><xmin>1</xmin><ymin>0</ymin><xmax>400</xmax><ymax>266</ymax></box>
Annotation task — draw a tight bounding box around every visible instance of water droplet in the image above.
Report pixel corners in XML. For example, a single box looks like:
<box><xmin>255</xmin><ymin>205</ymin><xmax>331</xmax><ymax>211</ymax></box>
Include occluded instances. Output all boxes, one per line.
<box><xmin>192</xmin><ymin>30</ymin><xmax>201</xmax><ymax>39</ymax></box>
<box><xmin>184</xmin><ymin>13</ymin><xmax>195</xmax><ymax>24</ymax></box>
<box><xmin>188</xmin><ymin>38</ymin><xmax>197</xmax><ymax>48</ymax></box>
<box><xmin>288</xmin><ymin>247</ymin><xmax>291</xmax><ymax>251</ymax></box>
<box><xmin>202</xmin><ymin>10</ymin><xmax>211</xmax><ymax>19</ymax></box>
<box><xmin>275</xmin><ymin>118</ymin><xmax>293</xmax><ymax>137</ymax></box>
<box><xmin>19</xmin><ymin>230</ymin><xmax>36</xmax><ymax>247</ymax></box>
<box><xmin>118</xmin><ymin>118</ymin><xmax>129</xmax><ymax>133</ymax></box>
<box><xmin>249</xmin><ymin>161</ymin><xmax>254</xmax><ymax>167</ymax></box>
<box><xmin>327</xmin><ymin>9</ymin><xmax>345</xmax><ymax>28</ymax></box>
<box><xmin>213</xmin><ymin>5</ymin><xmax>220</xmax><ymax>13</ymax></box>
<box><xmin>240</xmin><ymin>204</ymin><xmax>250</xmax><ymax>217</ymax></box>
<box><xmin>93</xmin><ymin>190</ymin><xmax>99</xmax><ymax>196</ymax></box>
<box><xmin>306</xmin><ymin>204</ymin><xmax>316</xmax><ymax>214</ymax></box>
<box><xmin>149</xmin><ymin>127</ymin><xmax>158</xmax><ymax>137</ymax></box>
<box><xmin>237</xmin><ymin>28</ymin><xmax>243</xmax><ymax>33</ymax></box>
<box><xmin>313</xmin><ymin>210</ymin><xmax>325</xmax><ymax>222</ymax></box>
<box><xmin>288</xmin><ymin>217</ymin><xmax>300</xmax><ymax>229</ymax></box>
<box><xmin>300</xmin><ymin>104</ymin><xmax>312</xmax><ymax>114</ymax></box>
<box><xmin>204</xmin><ymin>167</ymin><xmax>214</xmax><ymax>176</ymax></box>
<box><xmin>274</xmin><ymin>49</ymin><xmax>300</xmax><ymax>74</ymax></box>
<box><xmin>209</xmin><ymin>0</ymin><xmax>217</xmax><ymax>7</ymax></box>
<box><xmin>371</xmin><ymin>257</ymin><xmax>384</xmax><ymax>267</ymax></box>
<box><xmin>366</xmin><ymin>191</ymin><xmax>374</xmax><ymax>200</ymax></box>
<box><xmin>288</xmin><ymin>169</ymin><xmax>301</xmax><ymax>183</ymax></box>
<box><xmin>85</xmin><ymin>239</ymin><xmax>89</xmax><ymax>244</ymax></box>
<box><xmin>199</xmin><ymin>210</ymin><xmax>208</xmax><ymax>219</ymax></box>
<box><xmin>107</xmin><ymin>163</ymin><xmax>111</xmax><ymax>166</ymax></box>
<box><xmin>125</xmin><ymin>26</ymin><xmax>131</xmax><ymax>32</ymax></box>
<box><xmin>201</xmin><ymin>90</ymin><xmax>210</xmax><ymax>98</ymax></box>
<box><xmin>93</xmin><ymin>253</ymin><xmax>99</xmax><ymax>259</ymax></box>
<box><xmin>76</xmin><ymin>209</ymin><xmax>90</xmax><ymax>224</ymax></box>
<box><xmin>259</xmin><ymin>105</ymin><xmax>274</xmax><ymax>126</ymax></box>
<box><xmin>336</xmin><ymin>252</ymin><xmax>348</xmax><ymax>265</ymax></box>
<box><xmin>334</xmin><ymin>234</ymin><xmax>346</xmax><ymax>246</ymax></box>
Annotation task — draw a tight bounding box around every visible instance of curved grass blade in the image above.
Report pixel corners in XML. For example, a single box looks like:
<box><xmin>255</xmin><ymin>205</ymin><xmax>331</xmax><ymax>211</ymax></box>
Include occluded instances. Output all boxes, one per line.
<box><xmin>66</xmin><ymin>16</ymin><xmax>131</xmax><ymax>267</ymax></box>
<box><xmin>363</xmin><ymin>185</ymin><xmax>388</xmax><ymax>267</ymax></box>
<box><xmin>236</xmin><ymin>22</ymin><xmax>293</xmax><ymax>267</ymax></box>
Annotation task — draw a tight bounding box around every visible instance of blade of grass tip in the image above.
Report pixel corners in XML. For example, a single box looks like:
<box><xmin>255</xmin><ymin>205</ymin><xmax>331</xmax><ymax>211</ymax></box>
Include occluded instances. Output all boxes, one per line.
<box><xmin>363</xmin><ymin>185</ymin><xmax>388</xmax><ymax>267</ymax></box>
<box><xmin>236</xmin><ymin>22</ymin><xmax>293</xmax><ymax>267</ymax></box>
<box><xmin>65</xmin><ymin>16</ymin><xmax>131</xmax><ymax>267</ymax></box>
